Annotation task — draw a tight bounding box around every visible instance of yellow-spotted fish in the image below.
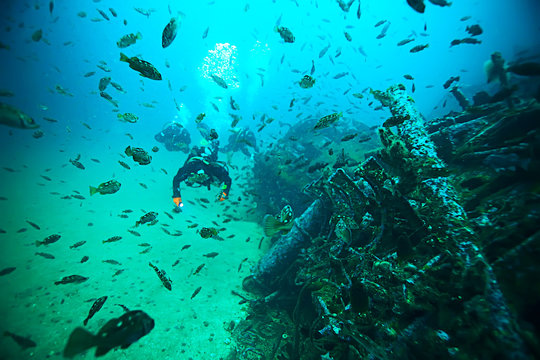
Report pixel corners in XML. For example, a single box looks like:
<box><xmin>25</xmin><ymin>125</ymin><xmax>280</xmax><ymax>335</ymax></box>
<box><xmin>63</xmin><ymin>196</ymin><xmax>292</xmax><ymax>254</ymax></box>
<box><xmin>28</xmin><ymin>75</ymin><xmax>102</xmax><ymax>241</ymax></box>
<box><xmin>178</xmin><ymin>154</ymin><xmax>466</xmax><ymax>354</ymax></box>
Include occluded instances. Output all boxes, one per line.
<box><xmin>262</xmin><ymin>205</ymin><xmax>294</xmax><ymax>237</ymax></box>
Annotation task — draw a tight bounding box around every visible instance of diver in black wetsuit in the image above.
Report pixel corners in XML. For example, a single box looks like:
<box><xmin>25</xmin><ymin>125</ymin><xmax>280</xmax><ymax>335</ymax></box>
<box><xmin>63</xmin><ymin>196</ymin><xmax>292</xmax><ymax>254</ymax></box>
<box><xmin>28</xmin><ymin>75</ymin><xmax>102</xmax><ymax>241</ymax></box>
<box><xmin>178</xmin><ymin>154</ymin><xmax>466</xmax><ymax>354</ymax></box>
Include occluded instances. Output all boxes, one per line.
<box><xmin>171</xmin><ymin>134</ymin><xmax>231</xmax><ymax>209</ymax></box>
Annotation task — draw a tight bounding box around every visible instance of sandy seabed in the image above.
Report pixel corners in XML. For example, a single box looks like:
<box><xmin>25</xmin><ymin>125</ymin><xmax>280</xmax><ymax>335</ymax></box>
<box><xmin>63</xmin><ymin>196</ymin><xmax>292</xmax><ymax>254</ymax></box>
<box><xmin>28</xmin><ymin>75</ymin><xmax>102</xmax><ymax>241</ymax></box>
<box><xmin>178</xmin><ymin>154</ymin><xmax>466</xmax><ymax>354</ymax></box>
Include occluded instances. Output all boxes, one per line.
<box><xmin>0</xmin><ymin>138</ymin><xmax>265</xmax><ymax>360</ymax></box>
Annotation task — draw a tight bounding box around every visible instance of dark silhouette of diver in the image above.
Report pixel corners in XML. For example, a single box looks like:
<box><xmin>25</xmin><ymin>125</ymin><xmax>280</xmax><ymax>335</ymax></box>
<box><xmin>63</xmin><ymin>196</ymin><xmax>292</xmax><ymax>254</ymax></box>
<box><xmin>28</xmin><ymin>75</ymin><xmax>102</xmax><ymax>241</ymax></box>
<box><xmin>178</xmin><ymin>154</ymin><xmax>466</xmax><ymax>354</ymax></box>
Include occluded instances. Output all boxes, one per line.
<box><xmin>172</xmin><ymin>135</ymin><xmax>231</xmax><ymax>209</ymax></box>
<box><xmin>223</xmin><ymin>127</ymin><xmax>259</xmax><ymax>157</ymax></box>
<box><xmin>154</xmin><ymin>121</ymin><xmax>191</xmax><ymax>152</ymax></box>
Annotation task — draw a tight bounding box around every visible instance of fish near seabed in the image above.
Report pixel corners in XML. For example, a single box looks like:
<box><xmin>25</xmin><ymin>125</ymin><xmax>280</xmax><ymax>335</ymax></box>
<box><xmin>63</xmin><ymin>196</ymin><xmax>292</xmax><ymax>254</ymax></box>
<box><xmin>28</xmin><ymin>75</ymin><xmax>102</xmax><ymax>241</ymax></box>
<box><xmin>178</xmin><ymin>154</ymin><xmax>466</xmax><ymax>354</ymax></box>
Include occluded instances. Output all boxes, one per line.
<box><xmin>0</xmin><ymin>103</ymin><xmax>39</xmax><ymax>129</ymax></box>
<box><xmin>63</xmin><ymin>310</ymin><xmax>154</xmax><ymax>358</ymax></box>
<box><xmin>262</xmin><ymin>205</ymin><xmax>294</xmax><ymax>237</ymax></box>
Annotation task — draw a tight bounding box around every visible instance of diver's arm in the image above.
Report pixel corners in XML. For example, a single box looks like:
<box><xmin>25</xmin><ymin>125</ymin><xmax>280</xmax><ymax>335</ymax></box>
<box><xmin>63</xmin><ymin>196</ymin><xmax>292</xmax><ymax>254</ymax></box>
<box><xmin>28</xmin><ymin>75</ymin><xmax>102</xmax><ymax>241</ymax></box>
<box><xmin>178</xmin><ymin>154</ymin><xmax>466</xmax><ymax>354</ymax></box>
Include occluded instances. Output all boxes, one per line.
<box><xmin>172</xmin><ymin>166</ymin><xmax>189</xmax><ymax>198</ymax></box>
<box><xmin>211</xmin><ymin>165</ymin><xmax>232</xmax><ymax>198</ymax></box>
<box><xmin>173</xmin><ymin>162</ymin><xmax>202</xmax><ymax>197</ymax></box>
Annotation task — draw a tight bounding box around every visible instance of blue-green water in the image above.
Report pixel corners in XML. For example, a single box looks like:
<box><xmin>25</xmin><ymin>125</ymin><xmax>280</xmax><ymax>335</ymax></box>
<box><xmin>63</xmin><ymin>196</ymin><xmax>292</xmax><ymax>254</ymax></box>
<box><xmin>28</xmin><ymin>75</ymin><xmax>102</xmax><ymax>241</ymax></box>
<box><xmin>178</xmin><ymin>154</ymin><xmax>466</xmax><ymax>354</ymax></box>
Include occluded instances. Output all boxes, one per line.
<box><xmin>1</xmin><ymin>0</ymin><xmax>539</xmax><ymax>359</ymax></box>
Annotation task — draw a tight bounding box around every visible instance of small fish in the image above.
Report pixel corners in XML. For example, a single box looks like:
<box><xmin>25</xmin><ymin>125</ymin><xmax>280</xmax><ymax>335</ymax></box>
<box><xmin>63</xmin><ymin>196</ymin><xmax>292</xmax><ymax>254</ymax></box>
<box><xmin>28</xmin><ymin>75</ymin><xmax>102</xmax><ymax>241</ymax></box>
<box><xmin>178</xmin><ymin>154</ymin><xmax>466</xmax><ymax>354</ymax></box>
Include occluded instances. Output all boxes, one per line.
<box><xmin>313</xmin><ymin>112</ymin><xmax>343</xmax><ymax>130</ymax></box>
<box><xmin>103</xmin><ymin>236</ymin><xmax>122</xmax><ymax>244</ymax></box>
<box><xmin>4</xmin><ymin>331</ymin><xmax>36</xmax><ymax>350</ymax></box>
<box><xmin>0</xmin><ymin>267</ymin><xmax>16</xmax><ymax>276</ymax></box>
<box><xmin>319</xmin><ymin>44</ymin><xmax>330</xmax><ymax>58</ymax></box>
<box><xmin>466</xmin><ymin>24</ymin><xmax>483</xmax><ymax>36</ymax></box>
<box><xmin>238</xmin><ymin>257</ymin><xmax>248</xmax><ymax>272</ymax></box>
<box><xmin>275</xmin><ymin>26</ymin><xmax>295</xmax><ymax>43</ymax></box>
<box><xmin>333</xmin><ymin>72</ymin><xmax>349</xmax><ymax>79</ymax></box>
<box><xmin>263</xmin><ymin>205</ymin><xmax>294</xmax><ymax>237</ymax></box>
<box><xmin>80</xmin><ymin>256</ymin><xmax>89</xmax><ymax>263</ymax></box>
<box><xmin>119</xmin><ymin>53</ymin><xmax>162</xmax><ymax>80</ymax></box>
<box><xmin>181</xmin><ymin>244</ymin><xmax>191</xmax><ymax>251</ymax></box>
<box><xmin>0</xmin><ymin>103</ymin><xmax>39</xmax><ymax>129</ymax></box>
<box><xmin>35</xmin><ymin>252</ymin><xmax>55</xmax><ymax>259</ymax></box>
<box><xmin>397</xmin><ymin>38</ymin><xmax>415</xmax><ymax>46</ymax></box>
<box><xmin>112</xmin><ymin>269</ymin><xmax>125</xmax><ymax>277</ymax></box>
<box><xmin>117</xmin><ymin>32</ymin><xmax>142</xmax><ymax>48</ymax></box>
<box><xmin>410</xmin><ymin>44</ymin><xmax>429</xmax><ymax>53</ymax></box>
<box><xmin>97</xmin><ymin>63</ymin><xmax>111</xmax><ymax>72</ymax></box>
<box><xmin>89</xmin><ymin>180</ymin><xmax>121</xmax><ymax>196</ymax></box>
<box><xmin>191</xmin><ymin>286</ymin><xmax>202</xmax><ymax>299</ymax></box>
<box><xmin>99</xmin><ymin>91</ymin><xmax>118</xmax><ymax>107</ymax></box>
<box><xmin>36</xmin><ymin>234</ymin><xmax>61</xmax><ymax>247</ymax></box>
<box><xmin>54</xmin><ymin>275</ymin><xmax>89</xmax><ymax>285</ymax></box>
<box><xmin>134</xmin><ymin>7</ymin><xmax>155</xmax><ymax>17</ymax></box>
<box><xmin>97</xmin><ymin>9</ymin><xmax>110</xmax><ymax>21</ymax></box>
<box><xmin>26</xmin><ymin>220</ymin><xmax>40</xmax><ymax>230</ymax></box>
<box><xmin>341</xmin><ymin>133</ymin><xmax>358</xmax><ymax>142</ymax></box>
<box><xmin>70</xmin><ymin>241</ymin><xmax>86</xmax><ymax>249</ymax></box>
<box><xmin>63</xmin><ymin>310</ymin><xmax>154</xmax><ymax>358</ymax></box>
<box><xmin>125</xmin><ymin>146</ymin><xmax>152</xmax><ymax>165</ymax></box>
<box><xmin>203</xmin><ymin>252</ymin><xmax>219</xmax><ymax>258</ymax></box>
<box><xmin>117</xmin><ymin>113</ymin><xmax>138</xmax><ymax>123</ymax></box>
<box><xmin>98</xmin><ymin>77</ymin><xmax>111</xmax><ymax>92</ymax></box>
<box><xmin>443</xmin><ymin>76</ymin><xmax>460</xmax><ymax>89</ymax></box>
<box><xmin>428</xmin><ymin>0</ymin><xmax>452</xmax><ymax>7</ymax></box>
<box><xmin>202</xmin><ymin>27</ymin><xmax>209</xmax><ymax>39</ymax></box>
<box><xmin>198</xmin><ymin>227</ymin><xmax>218</xmax><ymax>239</ymax></box>
<box><xmin>299</xmin><ymin>75</ymin><xmax>315</xmax><ymax>89</ymax></box>
<box><xmin>162</xmin><ymin>14</ymin><xmax>183</xmax><ymax>48</ymax></box>
<box><xmin>83</xmin><ymin>296</ymin><xmax>107</xmax><ymax>325</ymax></box>
<box><xmin>102</xmin><ymin>259</ymin><xmax>121</xmax><ymax>265</ymax></box>
<box><xmin>139</xmin><ymin>247</ymin><xmax>151</xmax><ymax>254</ymax></box>
<box><xmin>118</xmin><ymin>160</ymin><xmax>131</xmax><ymax>170</ymax></box>
<box><xmin>149</xmin><ymin>262</ymin><xmax>172</xmax><ymax>290</ymax></box>
<box><xmin>31</xmin><ymin>29</ymin><xmax>43</xmax><ymax>42</ymax></box>
<box><xmin>109</xmin><ymin>8</ymin><xmax>117</xmax><ymax>17</ymax></box>
<box><xmin>135</xmin><ymin>212</ymin><xmax>158</xmax><ymax>227</ymax></box>
<box><xmin>193</xmin><ymin>263</ymin><xmax>205</xmax><ymax>275</ymax></box>
<box><xmin>69</xmin><ymin>154</ymin><xmax>85</xmax><ymax>170</ymax></box>
<box><xmin>450</xmin><ymin>38</ymin><xmax>481</xmax><ymax>46</ymax></box>
<box><xmin>127</xmin><ymin>229</ymin><xmax>141</xmax><ymax>237</ymax></box>
<box><xmin>210</xmin><ymin>74</ymin><xmax>228</xmax><ymax>89</ymax></box>
<box><xmin>111</xmin><ymin>82</ymin><xmax>125</xmax><ymax>93</ymax></box>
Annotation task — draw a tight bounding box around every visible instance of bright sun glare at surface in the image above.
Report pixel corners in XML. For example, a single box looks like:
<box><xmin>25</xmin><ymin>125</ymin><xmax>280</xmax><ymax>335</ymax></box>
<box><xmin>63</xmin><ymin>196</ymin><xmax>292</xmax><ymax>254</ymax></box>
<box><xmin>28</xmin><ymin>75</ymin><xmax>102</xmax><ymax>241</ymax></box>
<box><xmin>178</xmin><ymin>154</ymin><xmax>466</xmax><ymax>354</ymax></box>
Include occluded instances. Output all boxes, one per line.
<box><xmin>200</xmin><ymin>43</ymin><xmax>239</xmax><ymax>89</ymax></box>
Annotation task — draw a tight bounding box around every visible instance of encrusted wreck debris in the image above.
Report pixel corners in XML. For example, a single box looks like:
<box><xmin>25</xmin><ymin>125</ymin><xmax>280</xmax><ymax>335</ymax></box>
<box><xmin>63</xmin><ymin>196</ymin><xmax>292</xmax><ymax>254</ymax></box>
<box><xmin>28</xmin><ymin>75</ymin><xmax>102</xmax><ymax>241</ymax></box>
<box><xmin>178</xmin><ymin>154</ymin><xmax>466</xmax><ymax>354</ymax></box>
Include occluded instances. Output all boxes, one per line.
<box><xmin>228</xmin><ymin>85</ymin><xmax>539</xmax><ymax>360</ymax></box>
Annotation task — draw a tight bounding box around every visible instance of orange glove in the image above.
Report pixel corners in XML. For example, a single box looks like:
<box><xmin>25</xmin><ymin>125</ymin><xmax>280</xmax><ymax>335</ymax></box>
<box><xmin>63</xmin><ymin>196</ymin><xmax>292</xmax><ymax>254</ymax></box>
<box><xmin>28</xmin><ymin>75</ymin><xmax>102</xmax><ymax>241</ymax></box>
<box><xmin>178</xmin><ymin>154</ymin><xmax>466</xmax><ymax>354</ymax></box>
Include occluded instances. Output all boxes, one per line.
<box><xmin>173</xmin><ymin>197</ymin><xmax>183</xmax><ymax>207</ymax></box>
<box><xmin>218</xmin><ymin>192</ymin><xmax>228</xmax><ymax>202</ymax></box>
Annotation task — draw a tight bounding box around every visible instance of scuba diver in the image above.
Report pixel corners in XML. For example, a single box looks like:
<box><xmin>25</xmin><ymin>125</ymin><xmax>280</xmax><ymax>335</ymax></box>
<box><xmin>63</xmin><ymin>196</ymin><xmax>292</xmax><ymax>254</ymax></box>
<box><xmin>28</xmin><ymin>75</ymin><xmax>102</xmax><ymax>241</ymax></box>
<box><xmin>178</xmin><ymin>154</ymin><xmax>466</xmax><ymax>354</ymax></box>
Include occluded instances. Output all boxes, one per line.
<box><xmin>223</xmin><ymin>127</ymin><xmax>258</xmax><ymax>157</ymax></box>
<box><xmin>171</xmin><ymin>130</ymin><xmax>231</xmax><ymax>210</ymax></box>
<box><xmin>154</xmin><ymin>121</ymin><xmax>191</xmax><ymax>152</ymax></box>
